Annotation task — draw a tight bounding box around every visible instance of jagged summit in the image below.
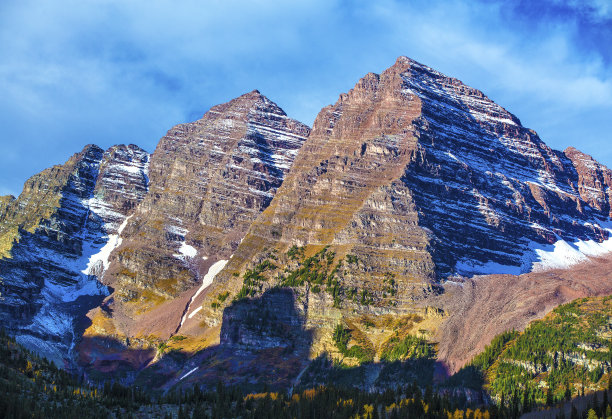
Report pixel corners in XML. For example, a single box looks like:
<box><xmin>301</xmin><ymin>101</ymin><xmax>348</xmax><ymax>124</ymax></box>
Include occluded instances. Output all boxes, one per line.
<box><xmin>200</xmin><ymin>56</ymin><xmax>612</xmax><ymax>322</ymax></box>
<box><xmin>75</xmin><ymin>92</ymin><xmax>310</xmax><ymax>360</ymax></box>
<box><xmin>204</xmin><ymin>89</ymin><xmax>292</xmax><ymax>121</ymax></box>
<box><xmin>0</xmin><ymin>142</ymin><xmax>150</xmax><ymax>365</ymax></box>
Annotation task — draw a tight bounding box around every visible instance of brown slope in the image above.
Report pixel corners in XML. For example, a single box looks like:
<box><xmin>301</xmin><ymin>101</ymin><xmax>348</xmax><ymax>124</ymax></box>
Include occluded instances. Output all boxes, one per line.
<box><xmin>200</xmin><ymin>57</ymin><xmax>612</xmax><ymax>322</ymax></box>
<box><xmin>200</xmin><ymin>58</ymin><xmax>434</xmax><ymax>327</ymax></box>
<box><xmin>435</xmin><ymin>255</ymin><xmax>612</xmax><ymax>376</ymax></box>
<box><xmin>564</xmin><ymin>146</ymin><xmax>612</xmax><ymax>217</ymax></box>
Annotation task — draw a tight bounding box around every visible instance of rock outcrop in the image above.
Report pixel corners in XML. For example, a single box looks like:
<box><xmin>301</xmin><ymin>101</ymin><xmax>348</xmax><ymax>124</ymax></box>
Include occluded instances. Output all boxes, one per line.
<box><xmin>75</xmin><ymin>91</ymin><xmax>310</xmax><ymax>380</ymax></box>
<box><xmin>564</xmin><ymin>146</ymin><xmax>612</xmax><ymax>217</ymax></box>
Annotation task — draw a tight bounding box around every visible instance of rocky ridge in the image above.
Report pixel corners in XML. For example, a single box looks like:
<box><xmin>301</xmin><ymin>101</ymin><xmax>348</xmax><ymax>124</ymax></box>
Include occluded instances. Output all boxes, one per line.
<box><xmin>103</xmin><ymin>90</ymin><xmax>309</xmax><ymax>310</ymax></box>
<box><xmin>0</xmin><ymin>144</ymin><xmax>150</xmax><ymax>365</ymax></box>
<box><xmin>74</xmin><ymin>91</ymin><xmax>310</xmax><ymax>378</ymax></box>
<box><xmin>203</xmin><ymin>57</ymin><xmax>612</xmax><ymax>308</ymax></box>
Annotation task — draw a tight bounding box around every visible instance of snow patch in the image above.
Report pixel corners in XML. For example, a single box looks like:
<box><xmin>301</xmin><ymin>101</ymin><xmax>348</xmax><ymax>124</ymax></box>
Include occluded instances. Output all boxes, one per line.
<box><xmin>172</xmin><ymin>228</ymin><xmax>197</xmax><ymax>259</ymax></box>
<box><xmin>82</xmin><ymin>235</ymin><xmax>121</xmax><ymax>273</ymax></box>
<box><xmin>455</xmin><ymin>259</ymin><xmax>525</xmax><ymax>277</ymax></box>
<box><xmin>177</xmin><ymin>242</ymin><xmax>197</xmax><ymax>259</ymax></box>
<box><xmin>167</xmin><ymin>225</ymin><xmax>188</xmax><ymax>236</ymax></box>
<box><xmin>179</xmin><ymin>367</ymin><xmax>198</xmax><ymax>381</ymax></box>
<box><xmin>180</xmin><ymin>259</ymin><xmax>229</xmax><ymax>327</ymax></box>
<box><xmin>45</xmin><ymin>277</ymin><xmax>108</xmax><ymax>303</ymax></box>
<box><xmin>454</xmin><ymin>224</ymin><xmax>612</xmax><ymax>277</ymax></box>
<box><xmin>193</xmin><ymin>259</ymin><xmax>228</xmax><ymax>301</ymax></box>
<box><xmin>83</xmin><ymin>215</ymin><xmax>132</xmax><ymax>275</ymax></box>
<box><xmin>531</xmin><ymin>230</ymin><xmax>612</xmax><ymax>272</ymax></box>
<box><xmin>188</xmin><ymin>306</ymin><xmax>202</xmax><ymax>319</ymax></box>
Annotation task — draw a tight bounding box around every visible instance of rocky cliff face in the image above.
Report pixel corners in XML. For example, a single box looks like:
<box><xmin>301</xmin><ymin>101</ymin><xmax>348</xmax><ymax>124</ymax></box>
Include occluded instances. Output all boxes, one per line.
<box><xmin>203</xmin><ymin>57</ymin><xmax>612</xmax><ymax>304</ymax></box>
<box><xmin>103</xmin><ymin>91</ymin><xmax>309</xmax><ymax>312</ymax></box>
<box><xmin>564</xmin><ymin>146</ymin><xmax>612</xmax><ymax>218</ymax></box>
<box><xmin>0</xmin><ymin>195</ymin><xmax>15</xmax><ymax>218</ymax></box>
<box><xmin>397</xmin><ymin>60</ymin><xmax>610</xmax><ymax>276</ymax></box>
<box><xmin>0</xmin><ymin>144</ymin><xmax>149</xmax><ymax>365</ymax></box>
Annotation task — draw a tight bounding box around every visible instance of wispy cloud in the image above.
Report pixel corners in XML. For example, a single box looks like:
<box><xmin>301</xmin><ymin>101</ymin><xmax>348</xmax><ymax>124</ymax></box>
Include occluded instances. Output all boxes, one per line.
<box><xmin>0</xmin><ymin>0</ymin><xmax>610</xmax><ymax>196</ymax></box>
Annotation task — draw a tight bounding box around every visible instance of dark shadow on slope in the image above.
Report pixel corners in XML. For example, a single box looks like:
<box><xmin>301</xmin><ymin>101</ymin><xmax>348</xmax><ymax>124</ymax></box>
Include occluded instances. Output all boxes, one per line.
<box><xmin>169</xmin><ymin>288</ymin><xmax>313</xmax><ymax>393</ymax></box>
<box><xmin>77</xmin><ymin>288</ymin><xmax>312</xmax><ymax>392</ymax></box>
<box><xmin>294</xmin><ymin>354</ymin><xmax>443</xmax><ymax>395</ymax></box>
<box><xmin>0</xmin><ymin>163</ymin><xmax>116</xmax><ymax>368</ymax></box>
<box><xmin>77</xmin><ymin>287</ymin><xmax>479</xmax><ymax>398</ymax></box>
<box><xmin>247</xmin><ymin>130</ymin><xmax>285</xmax><ymax>202</ymax></box>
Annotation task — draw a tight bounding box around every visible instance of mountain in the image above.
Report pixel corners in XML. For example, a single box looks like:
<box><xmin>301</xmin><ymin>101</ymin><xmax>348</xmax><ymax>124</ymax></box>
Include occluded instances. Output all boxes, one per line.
<box><xmin>205</xmin><ymin>57</ymin><xmax>611</xmax><ymax>307</ymax></box>
<box><xmin>0</xmin><ymin>57</ymin><xmax>611</xmax><ymax>392</ymax></box>
<box><xmin>101</xmin><ymin>89</ymin><xmax>308</xmax><ymax>322</ymax></box>
<box><xmin>0</xmin><ymin>144</ymin><xmax>149</xmax><ymax>366</ymax></box>
<box><xmin>78</xmin><ymin>91</ymin><xmax>308</xmax><ymax>377</ymax></box>
<box><xmin>185</xmin><ymin>57</ymin><xmax>612</xmax><ymax>382</ymax></box>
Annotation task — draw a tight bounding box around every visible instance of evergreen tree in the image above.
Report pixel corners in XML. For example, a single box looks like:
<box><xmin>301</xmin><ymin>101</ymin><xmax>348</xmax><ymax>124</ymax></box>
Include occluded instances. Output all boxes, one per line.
<box><xmin>571</xmin><ymin>404</ymin><xmax>579</xmax><ymax>419</ymax></box>
<box><xmin>546</xmin><ymin>387</ymin><xmax>554</xmax><ymax>406</ymax></box>
<box><xmin>594</xmin><ymin>393</ymin><xmax>601</xmax><ymax>417</ymax></box>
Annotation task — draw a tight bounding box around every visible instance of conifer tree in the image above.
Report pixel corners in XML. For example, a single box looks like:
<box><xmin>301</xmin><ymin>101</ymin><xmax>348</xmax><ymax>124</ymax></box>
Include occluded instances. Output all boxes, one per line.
<box><xmin>571</xmin><ymin>404</ymin><xmax>579</xmax><ymax>419</ymax></box>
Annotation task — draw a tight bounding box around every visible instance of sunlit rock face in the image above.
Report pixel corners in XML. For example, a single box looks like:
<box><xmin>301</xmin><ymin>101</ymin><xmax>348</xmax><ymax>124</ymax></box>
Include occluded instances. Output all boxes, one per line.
<box><xmin>70</xmin><ymin>92</ymin><xmax>310</xmax><ymax>382</ymax></box>
<box><xmin>0</xmin><ymin>90</ymin><xmax>310</xmax><ymax>368</ymax></box>
<box><xmin>102</xmin><ymin>90</ymin><xmax>310</xmax><ymax>313</ymax></box>
<box><xmin>0</xmin><ymin>144</ymin><xmax>149</xmax><ymax>365</ymax></box>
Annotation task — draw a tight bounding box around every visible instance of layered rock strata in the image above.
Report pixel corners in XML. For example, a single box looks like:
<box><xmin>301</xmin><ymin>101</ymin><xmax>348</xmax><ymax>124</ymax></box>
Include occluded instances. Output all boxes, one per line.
<box><xmin>83</xmin><ymin>91</ymin><xmax>309</xmax><ymax>346</ymax></box>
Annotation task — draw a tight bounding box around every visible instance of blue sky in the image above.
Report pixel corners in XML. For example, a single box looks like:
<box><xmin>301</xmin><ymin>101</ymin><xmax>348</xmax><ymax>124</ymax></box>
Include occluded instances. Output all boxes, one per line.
<box><xmin>0</xmin><ymin>0</ymin><xmax>610</xmax><ymax>196</ymax></box>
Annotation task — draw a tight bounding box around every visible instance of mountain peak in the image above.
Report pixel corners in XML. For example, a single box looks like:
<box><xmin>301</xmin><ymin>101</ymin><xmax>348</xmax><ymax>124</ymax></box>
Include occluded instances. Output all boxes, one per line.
<box><xmin>202</xmin><ymin>89</ymin><xmax>293</xmax><ymax>122</ymax></box>
<box><xmin>1</xmin><ymin>56</ymin><xmax>611</xmax><ymax>395</ymax></box>
<box><xmin>234</xmin><ymin>89</ymin><xmax>264</xmax><ymax>101</ymax></box>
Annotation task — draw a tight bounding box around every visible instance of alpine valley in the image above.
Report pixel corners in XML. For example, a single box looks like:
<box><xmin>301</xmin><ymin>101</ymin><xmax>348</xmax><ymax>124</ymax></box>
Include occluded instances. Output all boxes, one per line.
<box><xmin>2</xmin><ymin>57</ymin><xmax>612</xmax><ymax>417</ymax></box>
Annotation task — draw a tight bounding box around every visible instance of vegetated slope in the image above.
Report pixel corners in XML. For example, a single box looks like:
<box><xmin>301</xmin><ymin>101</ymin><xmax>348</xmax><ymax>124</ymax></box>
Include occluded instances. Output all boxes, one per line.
<box><xmin>450</xmin><ymin>295</ymin><xmax>612</xmax><ymax>406</ymax></box>
<box><xmin>0</xmin><ymin>144</ymin><xmax>150</xmax><ymax>366</ymax></box>
<box><xmin>77</xmin><ymin>91</ymin><xmax>309</xmax><ymax>379</ymax></box>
